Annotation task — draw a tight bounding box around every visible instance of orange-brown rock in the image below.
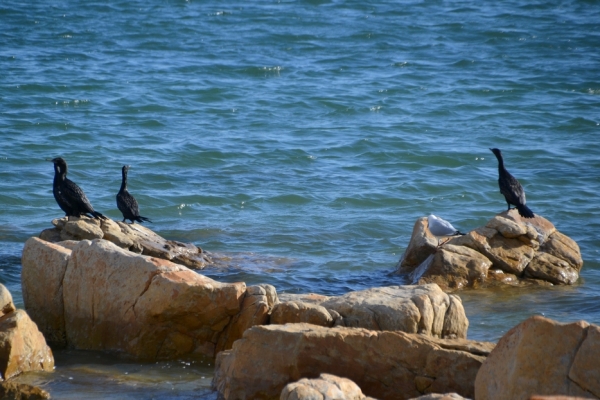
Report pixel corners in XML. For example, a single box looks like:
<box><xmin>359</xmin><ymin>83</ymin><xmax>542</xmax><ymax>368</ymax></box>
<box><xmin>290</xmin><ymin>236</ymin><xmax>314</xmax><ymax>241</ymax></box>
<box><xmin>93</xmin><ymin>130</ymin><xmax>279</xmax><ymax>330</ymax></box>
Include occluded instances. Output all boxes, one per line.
<box><xmin>21</xmin><ymin>238</ymin><xmax>71</xmax><ymax>347</ymax></box>
<box><xmin>21</xmin><ymin>237</ymin><xmax>247</xmax><ymax>360</ymax></box>
<box><xmin>216</xmin><ymin>284</ymin><xmax>278</xmax><ymax>353</ymax></box>
<box><xmin>281</xmin><ymin>374</ymin><xmax>376</xmax><ymax>400</ymax></box>
<box><xmin>0</xmin><ymin>285</ymin><xmax>16</xmax><ymax>318</ymax></box>
<box><xmin>0</xmin><ymin>310</ymin><xmax>54</xmax><ymax>380</ymax></box>
<box><xmin>214</xmin><ymin>323</ymin><xmax>494</xmax><ymax>400</ymax></box>
<box><xmin>397</xmin><ymin>211</ymin><xmax>583</xmax><ymax>289</ymax></box>
<box><xmin>475</xmin><ymin>316</ymin><xmax>600</xmax><ymax>400</ymax></box>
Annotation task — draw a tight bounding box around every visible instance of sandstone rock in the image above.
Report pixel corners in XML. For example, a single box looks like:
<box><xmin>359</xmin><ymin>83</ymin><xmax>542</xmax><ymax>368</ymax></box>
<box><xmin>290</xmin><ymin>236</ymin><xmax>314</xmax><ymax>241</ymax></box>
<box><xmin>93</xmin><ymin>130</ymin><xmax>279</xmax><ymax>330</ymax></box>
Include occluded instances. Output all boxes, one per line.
<box><xmin>0</xmin><ymin>285</ymin><xmax>15</xmax><ymax>317</ymax></box>
<box><xmin>409</xmin><ymin>394</ymin><xmax>468</xmax><ymax>400</ymax></box>
<box><xmin>271</xmin><ymin>301</ymin><xmax>335</xmax><ymax>328</ymax></box>
<box><xmin>21</xmin><ymin>237</ymin><xmax>71</xmax><ymax>347</ymax></box>
<box><xmin>61</xmin><ymin>218</ymin><xmax>104</xmax><ymax>241</ymax></box>
<box><xmin>397</xmin><ymin>211</ymin><xmax>583</xmax><ymax>289</ymax></box>
<box><xmin>0</xmin><ymin>381</ymin><xmax>51</xmax><ymax>400</ymax></box>
<box><xmin>411</xmin><ymin>245</ymin><xmax>492</xmax><ymax>290</ymax></box>
<box><xmin>214</xmin><ymin>323</ymin><xmax>492</xmax><ymax>400</ymax></box>
<box><xmin>281</xmin><ymin>374</ymin><xmax>376</xmax><ymax>400</ymax></box>
<box><xmin>22</xmin><ymin>237</ymin><xmax>246</xmax><ymax>360</ymax></box>
<box><xmin>397</xmin><ymin>217</ymin><xmax>439</xmax><ymax>274</ymax></box>
<box><xmin>0</xmin><ymin>310</ymin><xmax>54</xmax><ymax>380</ymax></box>
<box><xmin>43</xmin><ymin>216</ymin><xmax>211</xmax><ymax>269</ymax></box>
<box><xmin>475</xmin><ymin>316</ymin><xmax>599</xmax><ymax>400</ymax></box>
<box><xmin>216</xmin><ymin>284</ymin><xmax>278</xmax><ymax>353</ymax></box>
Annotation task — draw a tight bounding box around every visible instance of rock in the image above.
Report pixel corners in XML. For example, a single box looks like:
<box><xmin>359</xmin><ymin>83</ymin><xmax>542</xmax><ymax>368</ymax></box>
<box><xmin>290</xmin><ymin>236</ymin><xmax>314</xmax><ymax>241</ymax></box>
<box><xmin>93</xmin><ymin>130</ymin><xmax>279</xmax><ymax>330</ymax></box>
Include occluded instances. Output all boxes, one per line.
<box><xmin>271</xmin><ymin>301</ymin><xmax>335</xmax><ymax>327</ymax></box>
<box><xmin>397</xmin><ymin>217</ymin><xmax>439</xmax><ymax>274</ymax></box>
<box><xmin>281</xmin><ymin>373</ymin><xmax>376</xmax><ymax>400</ymax></box>
<box><xmin>475</xmin><ymin>316</ymin><xmax>600</xmax><ymax>399</ymax></box>
<box><xmin>21</xmin><ymin>237</ymin><xmax>246</xmax><ymax>360</ymax></box>
<box><xmin>216</xmin><ymin>284</ymin><xmax>278</xmax><ymax>353</ymax></box>
<box><xmin>42</xmin><ymin>216</ymin><xmax>211</xmax><ymax>269</ymax></box>
<box><xmin>0</xmin><ymin>285</ymin><xmax>16</xmax><ymax>317</ymax></box>
<box><xmin>411</xmin><ymin>245</ymin><xmax>492</xmax><ymax>290</ymax></box>
<box><xmin>397</xmin><ymin>211</ymin><xmax>584</xmax><ymax>289</ymax></box>
<box><xmin>0</xmin><ymin>381</ymin><xmax>51</xmax><ymax>400</ymax></box>
<box><xmin>0</xmin><ymin>310</ymin><xmax>55</xmax><ymax>380</ymax></box>
<box><xmin>214</xmin><ymin>323</ymin><xmax>493</xmax><ymax>400</ymax></box>
<box><xmin>21</xmin><ymin>238</ymin><xmax>71</xmax><ymax>347</ymax></box>
<box><xmin>316</xmin><ymin>284</ymin><xmax>468</xmax><ymax>339</ymax></box>
<box><xmin>409</xmin><ymin>395</ymin><xmax>468</xmax><ymax>400</ymax></box>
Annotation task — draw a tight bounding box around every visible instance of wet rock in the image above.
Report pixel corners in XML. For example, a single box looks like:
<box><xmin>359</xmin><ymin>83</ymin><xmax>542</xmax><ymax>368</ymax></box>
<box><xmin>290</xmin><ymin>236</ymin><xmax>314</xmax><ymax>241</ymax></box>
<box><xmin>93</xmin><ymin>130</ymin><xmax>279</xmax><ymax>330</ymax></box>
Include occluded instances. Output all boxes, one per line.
<box><xmin>281</xmin><ymin>373</ymin><xmax>376</xmax><ymax>400</ymax></box>
<box><xmin>0</xmin><ymin>381</ymin><xmax>51</xmax><ymax>400</ymax></box>
<box><xmin>42</xmin><ymin>216</ymin><xmax>210</xmax><ymax>269</ymax></box>
<box><xmin>0</xmin><ymin>309</ymin><xmax>55</xmax><ymax>380</ymax></box>
<box><xmin>214</xmin><ymin>323</ymin><xmax>493</xmax><ymax>400</ymax></box>
<box><xmin>21</xmin><ymin>237</ymin><xmax>246</xmax><ymax>360</ymax></box>
<box><xmin>475</xmin><ymin>316</ymin><xmax>600</xmax><ymax>399</ymax></box>
<box><xmin>397</xmin><ymin>210</ymin><xmax>583</xmax><ymax>289</ymax></box>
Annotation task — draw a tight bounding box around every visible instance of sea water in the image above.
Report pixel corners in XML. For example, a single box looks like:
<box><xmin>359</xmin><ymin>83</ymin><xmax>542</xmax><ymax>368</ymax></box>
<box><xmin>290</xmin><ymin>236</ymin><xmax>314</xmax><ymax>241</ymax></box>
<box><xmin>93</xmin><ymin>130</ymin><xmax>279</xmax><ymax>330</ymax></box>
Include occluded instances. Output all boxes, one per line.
<box><xmin>1</xmin><ymin>0</ymin><xmax>599</xmax><ymax>398</ymax></box>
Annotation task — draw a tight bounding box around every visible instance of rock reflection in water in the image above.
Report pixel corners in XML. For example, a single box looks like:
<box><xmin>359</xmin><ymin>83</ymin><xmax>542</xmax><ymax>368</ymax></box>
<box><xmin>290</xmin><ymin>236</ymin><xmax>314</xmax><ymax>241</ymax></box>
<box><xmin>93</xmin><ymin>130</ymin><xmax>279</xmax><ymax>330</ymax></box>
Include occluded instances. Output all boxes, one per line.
<box><xmin>12</xmin><ymin>349</ymin><xmax>217</xmax><ymax>399</ymax></box>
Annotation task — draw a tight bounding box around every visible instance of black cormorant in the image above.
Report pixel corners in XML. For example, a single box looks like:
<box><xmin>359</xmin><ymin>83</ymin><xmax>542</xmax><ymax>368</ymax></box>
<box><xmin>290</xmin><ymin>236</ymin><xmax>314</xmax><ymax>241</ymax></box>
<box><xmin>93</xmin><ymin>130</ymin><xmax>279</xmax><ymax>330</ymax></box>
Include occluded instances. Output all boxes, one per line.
<box><xmin>49</xmin><ymin>157</ymin><xmax>106</xmax><ymax>219</ymax></box>
<box><xmin>116</xmin><ymin>165</ymin><xmax>151</xmax><ymax>224</ymax></box>
<box><xmin>489</xmin><ymin>148</ymin><xmax>535</xmax><ymax>218</ymax></box>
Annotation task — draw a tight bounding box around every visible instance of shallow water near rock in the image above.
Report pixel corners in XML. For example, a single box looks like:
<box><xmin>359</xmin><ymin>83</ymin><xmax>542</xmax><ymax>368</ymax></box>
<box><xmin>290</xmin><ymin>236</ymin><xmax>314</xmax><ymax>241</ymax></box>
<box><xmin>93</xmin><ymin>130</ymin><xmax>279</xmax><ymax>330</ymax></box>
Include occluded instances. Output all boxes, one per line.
<box><xmin>2</xmin><ymin>0</ymin><xmax>600</xmax><ymax>397</ymax></box>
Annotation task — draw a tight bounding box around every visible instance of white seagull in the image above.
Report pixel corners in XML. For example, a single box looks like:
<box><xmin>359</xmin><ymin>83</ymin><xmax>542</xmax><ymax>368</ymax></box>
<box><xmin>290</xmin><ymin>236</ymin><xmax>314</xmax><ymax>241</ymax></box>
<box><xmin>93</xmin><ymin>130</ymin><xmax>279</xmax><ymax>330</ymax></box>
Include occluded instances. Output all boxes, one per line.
<box><xmin>427</xmin><ymin>214</ymin><xmax>466</xmax><ymax>236</ymax></box>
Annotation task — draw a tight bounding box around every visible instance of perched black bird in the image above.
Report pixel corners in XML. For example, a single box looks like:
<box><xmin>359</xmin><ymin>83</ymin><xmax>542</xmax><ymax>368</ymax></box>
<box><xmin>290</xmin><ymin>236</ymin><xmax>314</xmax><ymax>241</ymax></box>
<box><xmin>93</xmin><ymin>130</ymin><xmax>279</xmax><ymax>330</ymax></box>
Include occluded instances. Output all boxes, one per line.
<box><xmin>490</xmin><ymin>148</ymin><xmax>535</xmax><ymax>218</ymax></box>
<box><xmin>49</xmin><ymin>157</ymin><xmax>106</xmax><ymax>220</ymax></box>
<box><xmin>116</xmin><ymin>165</ymin><xmax>151</xmax><ymax>224</ymax></box>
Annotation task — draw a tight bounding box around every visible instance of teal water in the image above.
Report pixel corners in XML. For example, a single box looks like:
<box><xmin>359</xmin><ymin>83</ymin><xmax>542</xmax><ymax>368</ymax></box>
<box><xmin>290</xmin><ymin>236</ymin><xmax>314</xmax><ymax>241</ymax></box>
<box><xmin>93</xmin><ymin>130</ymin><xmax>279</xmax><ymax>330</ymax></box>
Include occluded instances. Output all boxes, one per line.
<box><xmin>2</xmin><ymin>0</ymin><xmax>600</xmax><ymax>398</ymax></box>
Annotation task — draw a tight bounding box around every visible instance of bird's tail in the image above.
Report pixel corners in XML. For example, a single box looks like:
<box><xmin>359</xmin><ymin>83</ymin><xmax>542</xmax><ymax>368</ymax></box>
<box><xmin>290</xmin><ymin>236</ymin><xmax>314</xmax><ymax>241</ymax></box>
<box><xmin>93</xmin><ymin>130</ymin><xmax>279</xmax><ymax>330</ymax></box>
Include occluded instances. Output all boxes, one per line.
<box><xmin>135</xmin><ymin>216</ymin><xmax>152</xmax><ymax>224</ymax></box>
<box><xmin>91</xmin><ymin>211</ymin><xmax>107</xmax><ymax>220</ymax></box>
<box><xmin>516</xmin><ymin>204</ymin><xmax>535</xmax><ymax>219</ymax></box>
<box><xmin>455</xmin><ymin>231</ymin><xmax>466</xmax><ymax>236</ymax></box>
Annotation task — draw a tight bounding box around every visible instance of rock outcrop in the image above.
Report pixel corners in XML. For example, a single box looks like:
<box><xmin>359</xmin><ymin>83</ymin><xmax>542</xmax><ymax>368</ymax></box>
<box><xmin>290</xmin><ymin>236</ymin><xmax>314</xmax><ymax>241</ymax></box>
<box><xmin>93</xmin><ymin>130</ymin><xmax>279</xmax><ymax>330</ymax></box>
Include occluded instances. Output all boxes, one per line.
<box><xmin>22</xmin><ymin>237</ymin><xmax>246</xmax><ymax>359</ymax></box>
<box><xmin>281</xmin><ymin>374</ymin><xmax>376</xmax><ymax>400</ymax></box>
<box><xmin>276</xmin><ymin>284</ymin><xmax>468</xmax><ymax>339</ymax></box>
<box><xmin>475</xmin><ymin>316</ymin><xmax>600</xmax><ymax>399</ymax></box>
<box><xmin>214</xmin><ymin>323</ymin><xmax>494</xmax><ymax>400</ymax></box>
<box><xmin>397</xmin><ymin>211</ymin><xmax>583</xmax><ymax>290</ymax></box>
<box><xmin>0</xmin><ymin>307</ymin><xmax>54</xmax><ymax>380</ymax></box>
<box><xmin>39</xmin><ymin>216</ymin><xmax>210</xmax><ymax>269</ymax></box>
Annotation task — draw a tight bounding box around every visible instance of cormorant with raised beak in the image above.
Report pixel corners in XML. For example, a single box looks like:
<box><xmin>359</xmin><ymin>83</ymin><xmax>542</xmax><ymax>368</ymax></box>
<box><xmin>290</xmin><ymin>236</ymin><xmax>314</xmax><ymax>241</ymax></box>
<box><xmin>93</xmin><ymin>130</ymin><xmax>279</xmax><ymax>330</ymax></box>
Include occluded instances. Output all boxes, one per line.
<box><xmin>116</xmin><ymin>165</ymin><xmax>151</xmax><ymax>224</ymax></box>
<box><xmin>49</xmin><ymin>157</ymin><xmax>106</xmax><ymax>219</ymax></box>
<box><xmin>490</xmin><ymin>148</ymin><xmax>534</xmax><ymax>218</ymax></box>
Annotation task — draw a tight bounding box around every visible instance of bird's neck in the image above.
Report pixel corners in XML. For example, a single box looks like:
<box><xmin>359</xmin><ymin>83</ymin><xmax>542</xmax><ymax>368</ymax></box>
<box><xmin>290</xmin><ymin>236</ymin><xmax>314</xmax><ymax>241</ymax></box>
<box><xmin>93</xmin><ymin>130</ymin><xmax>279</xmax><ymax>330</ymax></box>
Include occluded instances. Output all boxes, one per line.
<box><xmin>120</xmin><ymin>173</ymin><xmax>128</xmax><ymax>192</ymax></box>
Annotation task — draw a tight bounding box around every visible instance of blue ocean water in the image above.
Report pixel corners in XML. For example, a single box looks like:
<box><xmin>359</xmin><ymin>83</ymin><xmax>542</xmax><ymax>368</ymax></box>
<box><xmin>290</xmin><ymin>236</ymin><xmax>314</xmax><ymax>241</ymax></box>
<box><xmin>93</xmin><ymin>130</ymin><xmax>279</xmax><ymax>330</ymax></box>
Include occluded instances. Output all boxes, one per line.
<box><xmin>1</xmin><ymin>0</ymin><xmax>600</xmax><ymax>398</ymax></box>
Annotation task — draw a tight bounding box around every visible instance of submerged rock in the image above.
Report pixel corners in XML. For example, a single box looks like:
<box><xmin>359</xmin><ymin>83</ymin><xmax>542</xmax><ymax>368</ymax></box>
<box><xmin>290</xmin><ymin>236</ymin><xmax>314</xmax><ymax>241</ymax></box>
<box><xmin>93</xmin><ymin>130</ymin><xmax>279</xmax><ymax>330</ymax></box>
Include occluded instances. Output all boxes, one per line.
<box><xmin>0</xmin><ymin>381</ymin><xmax>51</xmax><ymax>400</ymax></box>
<box><xmin>475</xmin><ymin>316</ymin><xmax>600</xmax><ymax>400</ymax></box>
<box><xmin>214</xmin><ymin>323</ymin><xmax>494</xmax><ymax>400</ymax></box>
<box><xmin>396</xmin><ymin>210</ymin><xmax>583</xmax><ymax>290</ymax></box>
<box><xmin>277</xmin><ymin>284</ymin><xmax>468</xmax><ymax>339</ymax></box>
<box><xmin>0</xmin><ymin>306</ymin><xmax>54</xmax><ymax>380</ymax></box>
<box><xmin>39</xmin><ymin>216</ymin><xmax>210</xmax><ymax>269</ymax></box>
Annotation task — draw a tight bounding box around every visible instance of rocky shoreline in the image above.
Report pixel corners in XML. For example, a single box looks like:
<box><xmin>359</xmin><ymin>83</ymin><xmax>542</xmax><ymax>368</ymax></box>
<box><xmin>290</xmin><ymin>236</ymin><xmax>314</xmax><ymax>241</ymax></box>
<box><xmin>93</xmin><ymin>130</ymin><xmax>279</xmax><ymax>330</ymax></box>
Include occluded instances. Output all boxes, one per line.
<box><xmin>1</xmin><ymin>213</ymin><xmax>597</xmax><ymax>399</ymax></box>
